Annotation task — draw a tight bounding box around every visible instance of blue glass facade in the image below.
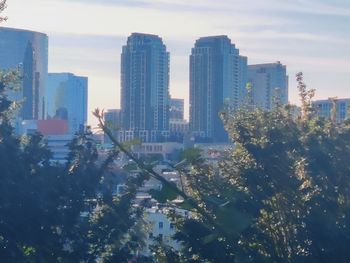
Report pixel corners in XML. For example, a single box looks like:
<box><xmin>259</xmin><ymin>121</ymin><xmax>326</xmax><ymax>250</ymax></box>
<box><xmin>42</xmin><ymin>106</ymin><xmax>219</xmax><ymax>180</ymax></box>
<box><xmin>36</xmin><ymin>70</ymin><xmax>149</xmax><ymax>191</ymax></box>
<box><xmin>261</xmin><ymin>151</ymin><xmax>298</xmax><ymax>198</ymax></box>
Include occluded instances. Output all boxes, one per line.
<box><xmin>0</xmin><ymin>27</ymin><xmax>48</xmax><ymax>120</ymax></box>
<box><xmin>46</xmin><ymin>73</ymin><xmax>88</xmax><ymax>134</ymax></box>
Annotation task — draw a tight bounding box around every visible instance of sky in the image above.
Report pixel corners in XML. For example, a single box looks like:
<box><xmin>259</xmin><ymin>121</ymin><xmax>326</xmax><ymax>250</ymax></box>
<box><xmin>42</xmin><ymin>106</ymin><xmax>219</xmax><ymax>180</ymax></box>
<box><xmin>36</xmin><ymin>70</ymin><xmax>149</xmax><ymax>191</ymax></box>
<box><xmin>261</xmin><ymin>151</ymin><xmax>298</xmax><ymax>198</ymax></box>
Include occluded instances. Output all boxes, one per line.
<box><xmin>3</xmin><ymin>0</ymin><xmax>350</xmax><ymax>127</ymax></box>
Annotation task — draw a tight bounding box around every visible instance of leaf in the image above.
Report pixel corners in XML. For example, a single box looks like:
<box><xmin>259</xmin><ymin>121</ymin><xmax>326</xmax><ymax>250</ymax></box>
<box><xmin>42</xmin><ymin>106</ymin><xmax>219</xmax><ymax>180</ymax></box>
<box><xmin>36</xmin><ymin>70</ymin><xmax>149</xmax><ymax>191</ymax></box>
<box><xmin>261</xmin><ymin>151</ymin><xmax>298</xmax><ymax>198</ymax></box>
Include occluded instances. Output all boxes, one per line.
<box><xmin>214</xmin><ymin>205</ymin><xmax>252</xmax><ymax>238</ymax></box>
<box><xmin>202</xmin><ymin>233</ymin><xmax>220</xmax><ymax>244</ymax></box>
<box><xmin>149</xmin><ymin>182</ymin><xmax>179</xmax><ymax>203</ymax></box>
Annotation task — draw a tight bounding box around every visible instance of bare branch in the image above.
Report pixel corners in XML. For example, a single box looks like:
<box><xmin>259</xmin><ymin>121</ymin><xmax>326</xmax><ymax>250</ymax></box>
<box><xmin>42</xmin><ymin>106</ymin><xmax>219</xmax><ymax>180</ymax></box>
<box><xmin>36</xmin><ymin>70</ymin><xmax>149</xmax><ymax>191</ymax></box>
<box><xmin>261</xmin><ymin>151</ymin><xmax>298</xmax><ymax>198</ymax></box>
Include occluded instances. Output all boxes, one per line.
<box><xmin>93</xmin><ymin>108</ymin><xmax>228</xmax><ymax>236</ymax></box>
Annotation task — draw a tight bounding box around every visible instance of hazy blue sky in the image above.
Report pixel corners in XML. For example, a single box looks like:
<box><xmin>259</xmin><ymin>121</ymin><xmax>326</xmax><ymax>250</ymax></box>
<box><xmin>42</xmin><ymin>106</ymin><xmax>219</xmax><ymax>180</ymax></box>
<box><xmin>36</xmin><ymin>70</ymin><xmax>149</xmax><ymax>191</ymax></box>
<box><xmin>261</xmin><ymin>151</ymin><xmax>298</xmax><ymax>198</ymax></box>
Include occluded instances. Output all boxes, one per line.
<box><xmin>3</xmin><ymin>0</ymin><xmax>350</xmax><ymax>126</ymax></box>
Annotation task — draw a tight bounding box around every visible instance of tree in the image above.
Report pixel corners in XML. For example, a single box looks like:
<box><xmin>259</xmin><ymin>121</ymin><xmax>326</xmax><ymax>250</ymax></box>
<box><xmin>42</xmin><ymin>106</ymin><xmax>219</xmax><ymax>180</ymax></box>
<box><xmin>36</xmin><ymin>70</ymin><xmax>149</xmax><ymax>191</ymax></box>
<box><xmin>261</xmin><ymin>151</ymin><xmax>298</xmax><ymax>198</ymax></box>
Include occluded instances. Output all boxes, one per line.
<box><xmin>98</xmin><ymin>73</ymin><xmax>350</xmax><ymax>262</ymax></box>
<box><xmin>0</xmin><ymin>72</ymin><xmax>151</xmax><ymax>262</ymax></box>
<box><xmin>167</xmin><ymin>73</ymin><xmax>350</xmax><ymax>263</ymax></box>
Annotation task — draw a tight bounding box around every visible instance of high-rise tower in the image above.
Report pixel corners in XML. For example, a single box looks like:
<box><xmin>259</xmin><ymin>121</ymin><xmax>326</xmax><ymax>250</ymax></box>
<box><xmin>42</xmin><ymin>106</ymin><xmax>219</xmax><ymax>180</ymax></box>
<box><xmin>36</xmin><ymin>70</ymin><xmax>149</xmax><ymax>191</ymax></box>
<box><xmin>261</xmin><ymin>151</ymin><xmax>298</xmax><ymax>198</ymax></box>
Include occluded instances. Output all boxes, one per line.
<box><xmin>189</xmin><ymin>35</ymin><xmax>247</xmax><ymax>142</ymax></box>
<box><xmin>0</xmin><ymin>27</ymin><xmax>48</xmax><ymax>120</ymax></box>
<box><xmin>247</xmin><ymin>62</ymin><xmax>288</xmax><ymax>110</ymax></box>
<box><xmin>120</xmin><ymin>33</ymin><xmax>170</xmax><ymax>142</ymax></box>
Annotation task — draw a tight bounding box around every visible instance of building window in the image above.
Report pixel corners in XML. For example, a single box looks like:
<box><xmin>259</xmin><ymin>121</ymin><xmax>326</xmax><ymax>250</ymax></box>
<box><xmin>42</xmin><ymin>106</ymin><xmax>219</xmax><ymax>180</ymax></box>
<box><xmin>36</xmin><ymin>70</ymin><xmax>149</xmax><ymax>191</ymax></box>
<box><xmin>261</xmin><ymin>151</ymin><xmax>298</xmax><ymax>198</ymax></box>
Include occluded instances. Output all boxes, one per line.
<box><xmin>159</xmin><ymin>222</ymin><xmax>164</xmax><ymax>229</ymax></box>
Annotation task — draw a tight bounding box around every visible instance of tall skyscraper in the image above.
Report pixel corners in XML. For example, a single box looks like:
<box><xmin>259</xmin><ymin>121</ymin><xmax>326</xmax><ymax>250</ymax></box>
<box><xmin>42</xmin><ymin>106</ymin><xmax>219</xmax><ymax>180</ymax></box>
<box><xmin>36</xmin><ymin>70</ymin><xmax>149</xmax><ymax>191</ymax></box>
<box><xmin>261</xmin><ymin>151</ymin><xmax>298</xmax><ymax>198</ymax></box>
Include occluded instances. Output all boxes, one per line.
<box><xmin>46</xmin><ymin>73</ymin><xmax>88</xmax><ymax>134</ymax></box>
<box><xmin>120</xmin><ymin>33</ymin><xmax>170</xmax><ymax>142</ymax></box>
<box><xmin>0</xmin><ymin>27</ymin><xmax>48</xmax><ymax>120</ymax></box>
<box><xmin>189</xmin><ymin>35</ymin><xmax>247</xmax><ymax>142</ymax></box>
<box><xmin>247</xmin><ymin>62</ymin><xmax>288</xmax><ymax>110</ymax></box>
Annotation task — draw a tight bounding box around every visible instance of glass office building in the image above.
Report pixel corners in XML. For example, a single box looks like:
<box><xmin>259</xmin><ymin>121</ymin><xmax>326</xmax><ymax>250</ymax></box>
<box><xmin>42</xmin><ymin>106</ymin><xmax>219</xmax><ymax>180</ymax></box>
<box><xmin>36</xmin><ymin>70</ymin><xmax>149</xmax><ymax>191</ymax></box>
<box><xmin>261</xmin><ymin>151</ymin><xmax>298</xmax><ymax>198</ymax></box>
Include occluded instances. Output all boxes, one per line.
<box><xmin>46</xmin><ymin>73</ymin><xmax>88</xmax><ymax>134</ymax></box>
<box><xmin>0</xmin><ymin>27</ymin><xmax>48</xmax><ymax>120</ymax></box>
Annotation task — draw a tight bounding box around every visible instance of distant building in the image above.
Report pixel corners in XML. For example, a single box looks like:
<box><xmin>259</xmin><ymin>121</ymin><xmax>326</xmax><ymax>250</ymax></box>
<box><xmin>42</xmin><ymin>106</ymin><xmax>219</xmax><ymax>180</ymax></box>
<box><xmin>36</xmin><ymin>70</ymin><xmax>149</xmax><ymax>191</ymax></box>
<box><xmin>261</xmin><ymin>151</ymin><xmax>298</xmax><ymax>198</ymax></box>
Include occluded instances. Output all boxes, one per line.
<box><xmin>46</xmin><ymin>73</ymin><xmax>88</xmax><ymax>134</ymax></box>
<box><xmin>45</xmin><ymin>134</ymin><xmax>74</xmax><ymax>163</ymax></box>
<box><xmin>37</xmin><ymin>119</ymin><xmax>68</xmax><ymax>135</ymax></box>
<box><xmin>17</xmin><ymin>120</ymin><xmax>72</xmax><ymax>163</ymax></box>
<box><xmin>238</xmin><ymin>56</ymin><xmax>248</xmax><ymax>105</ymax></box>
<box><xmin>169</xmin><ymin>98</ymin><xmax>188</xmax><ymax>142</ymax></box>
<box><xmin>169</xmin><ymin>98</ymin><xmax>184</xmax><ymax>120</ymax></box>
<box><xmin>313</xmin><ymin>98</ymin><xmax>350</xmax><ymax>122</ymax></box>
<box><xmin>0</xmin><ymin>27</ymin><xmax>48</xmax><ymax>121</ymax></box>
<box><xmin>121</xmin><ymin>33</ymin><xmax>170</xmax><ymax>142</ymax></box>
<box><xmin>189</xmin><ymin>35</ymin><xmax>247</xmax><ymax>143</ymax></box>
<box><xmin>19</xmin><ymin>119</ymin><xmax>68</xmax><ymax>136</ymax></box>
<box><xmin>247</xmin><ymin>62</ymin><xmax>288</xmax><ymax>110</ymax></box>
<box><xmin>169</xmin><ymin>119</ymin><xmax>189</xmax><ymax>139</ymax></box>
<box><xmin>144</xmin><ymin>207</ymin><xmax>184</xmax><ymax>254</ymax></box>
<box><xmin>132</xmin><ymin>142</ymin><xmax>183</xmax><ymax>161</ymax></box>
<box><xmin>18</xmin><ymin>120</ymin><xmax>39</xmax><ymax>135</ymax></box>
<box><xmin>103</xmin><ymin>109</ymin><xmax>122</xmax><ymax>144</ymax></box>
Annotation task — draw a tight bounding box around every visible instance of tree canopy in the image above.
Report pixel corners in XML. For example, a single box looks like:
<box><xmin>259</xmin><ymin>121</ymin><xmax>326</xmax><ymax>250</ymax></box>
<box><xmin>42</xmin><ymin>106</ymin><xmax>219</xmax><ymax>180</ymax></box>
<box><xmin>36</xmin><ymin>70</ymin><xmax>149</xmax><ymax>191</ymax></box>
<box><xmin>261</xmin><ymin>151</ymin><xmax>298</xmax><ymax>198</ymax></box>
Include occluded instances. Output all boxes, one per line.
<box><xmin>1</xmin><ymin>25</ymin><xmax>350</xmax><ymax>261</ymax></box>
<box><xmin>0</xmin><ymin>71</ymin><xmax>151</xmax><ymax>262</ymax></box>
<box><xmin>151</xmin><ymin>73</ymin><xmax>350</xmax><ymax>263</ymax></box>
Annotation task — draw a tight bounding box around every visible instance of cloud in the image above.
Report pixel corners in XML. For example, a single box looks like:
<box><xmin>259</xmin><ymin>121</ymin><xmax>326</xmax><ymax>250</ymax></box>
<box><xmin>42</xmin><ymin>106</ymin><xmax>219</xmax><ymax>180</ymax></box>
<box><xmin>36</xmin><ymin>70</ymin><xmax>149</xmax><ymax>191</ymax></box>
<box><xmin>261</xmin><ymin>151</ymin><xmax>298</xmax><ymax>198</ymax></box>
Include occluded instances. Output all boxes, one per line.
<box><xmin>61</xmin><ymin>0</ymin><xmax>150</xmax><ymax>7</ymax></box>
<box><xmin>292</xmin><ymin>0</ymin><xmax>350</xmax><ymax>16</ymax></box>
<box><xmin>49</xmin><ymin>33</ymin><xmax>122</xmax><ymax>76</ymax></box>
<box><xmin>62</xmin><ymin>0</ymin><xmax>350</xmax><ymax>17</ymax></box>
<box><xmin>60</xmin><ymin>0</ymin><xmax>229</xmax><ymax>13</ymax></box>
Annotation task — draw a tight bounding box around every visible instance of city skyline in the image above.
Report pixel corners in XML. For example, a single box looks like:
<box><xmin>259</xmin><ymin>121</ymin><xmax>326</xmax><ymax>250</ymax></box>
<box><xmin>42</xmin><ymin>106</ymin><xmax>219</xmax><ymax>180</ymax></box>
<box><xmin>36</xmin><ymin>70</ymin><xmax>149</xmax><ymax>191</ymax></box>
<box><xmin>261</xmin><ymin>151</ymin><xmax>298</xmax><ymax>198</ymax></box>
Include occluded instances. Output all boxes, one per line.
<box><xmin>3</xmin><ymin>0</ymin><xmax>350</xmax><ymax>127</ymax></box>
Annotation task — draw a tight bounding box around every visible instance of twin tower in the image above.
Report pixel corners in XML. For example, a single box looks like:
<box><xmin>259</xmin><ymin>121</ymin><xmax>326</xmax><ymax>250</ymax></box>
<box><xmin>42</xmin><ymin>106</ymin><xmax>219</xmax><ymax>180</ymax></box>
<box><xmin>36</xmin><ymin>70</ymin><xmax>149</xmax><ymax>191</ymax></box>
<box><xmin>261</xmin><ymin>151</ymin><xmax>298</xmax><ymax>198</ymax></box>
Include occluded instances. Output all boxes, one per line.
<box><xmin>120</xmin><ymin>33</ymin><xmax>288</xmax><ymax>143</ymax></box>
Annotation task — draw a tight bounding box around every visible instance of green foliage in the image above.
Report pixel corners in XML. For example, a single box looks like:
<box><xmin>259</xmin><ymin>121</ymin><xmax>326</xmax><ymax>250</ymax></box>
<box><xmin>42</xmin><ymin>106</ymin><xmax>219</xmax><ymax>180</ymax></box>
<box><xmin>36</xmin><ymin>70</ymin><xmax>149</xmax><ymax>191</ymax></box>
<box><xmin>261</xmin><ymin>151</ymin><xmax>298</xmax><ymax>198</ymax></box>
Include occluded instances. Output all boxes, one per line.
<box><xmin>180</xmin><ymin>147</ymin><xmax>202</xmax><ymax>163</ymax></box>
<box><xmin>149</xmin><ymin>182</ymin><xmax>179</xmax><ymax>203</ymax></box>
<box><xmin>2</xmin><ymin>63</ymin><xmax>350</xmax><ymax>263</ymax></box>
<box><xmin>170</xmin><ymin>73</ymin><xmax>350</xmax><ymax>263</ymax></box>
<box><xmin>0</xmin><ymin>72</ymin><xmax>149</xmax><ymax>262</ymax></box>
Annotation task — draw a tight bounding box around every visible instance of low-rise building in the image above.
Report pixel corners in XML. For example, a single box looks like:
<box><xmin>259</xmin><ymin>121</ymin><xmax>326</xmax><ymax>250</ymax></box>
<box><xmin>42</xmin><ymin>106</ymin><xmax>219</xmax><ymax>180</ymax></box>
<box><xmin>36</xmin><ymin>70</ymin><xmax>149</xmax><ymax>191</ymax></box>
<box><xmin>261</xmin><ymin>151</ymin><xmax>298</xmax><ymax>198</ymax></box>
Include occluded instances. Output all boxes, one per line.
<box><xmin>313</xmin><ymin>98</ymin><xmax>350</xmax><ymax>122</ymax></box>
<box><xmin>18</xmin><ymin>119</ymin><xmax>74</xmax><ymax>163</ymax></box>
<box><xmin>45</xmin><ymin>134</ymin><xmax>74</xmax><ymax>163</ymax></box>
<box><xmin>144</xmin><ymin>207</ymin><xmax>186</xmax><ymax>254</ymax></box>
<box><xmin>132</xmin><ymin>142</ymin><xmax>183</xmax><ymax>161</ymax></box>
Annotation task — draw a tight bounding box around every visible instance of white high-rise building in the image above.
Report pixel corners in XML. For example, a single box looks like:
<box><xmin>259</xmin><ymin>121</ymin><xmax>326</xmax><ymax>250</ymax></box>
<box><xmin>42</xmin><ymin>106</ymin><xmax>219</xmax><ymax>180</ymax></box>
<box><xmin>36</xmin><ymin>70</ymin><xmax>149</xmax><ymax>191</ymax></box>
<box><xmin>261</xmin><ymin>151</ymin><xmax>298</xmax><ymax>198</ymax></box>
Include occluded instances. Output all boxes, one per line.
<box><xmin>247</xmin><ymin>62</ymin><xmax>288</xmax><ymax>110</ymax></box>
<box><xmin>189</xmin><ymin>36</ymin><xmax>247</xmax><ymax>142</ymax></box>
<box><xmin>120</xmin><ymin>33</ymin><xmax>170</xmax><ymax>142</ymax></box>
